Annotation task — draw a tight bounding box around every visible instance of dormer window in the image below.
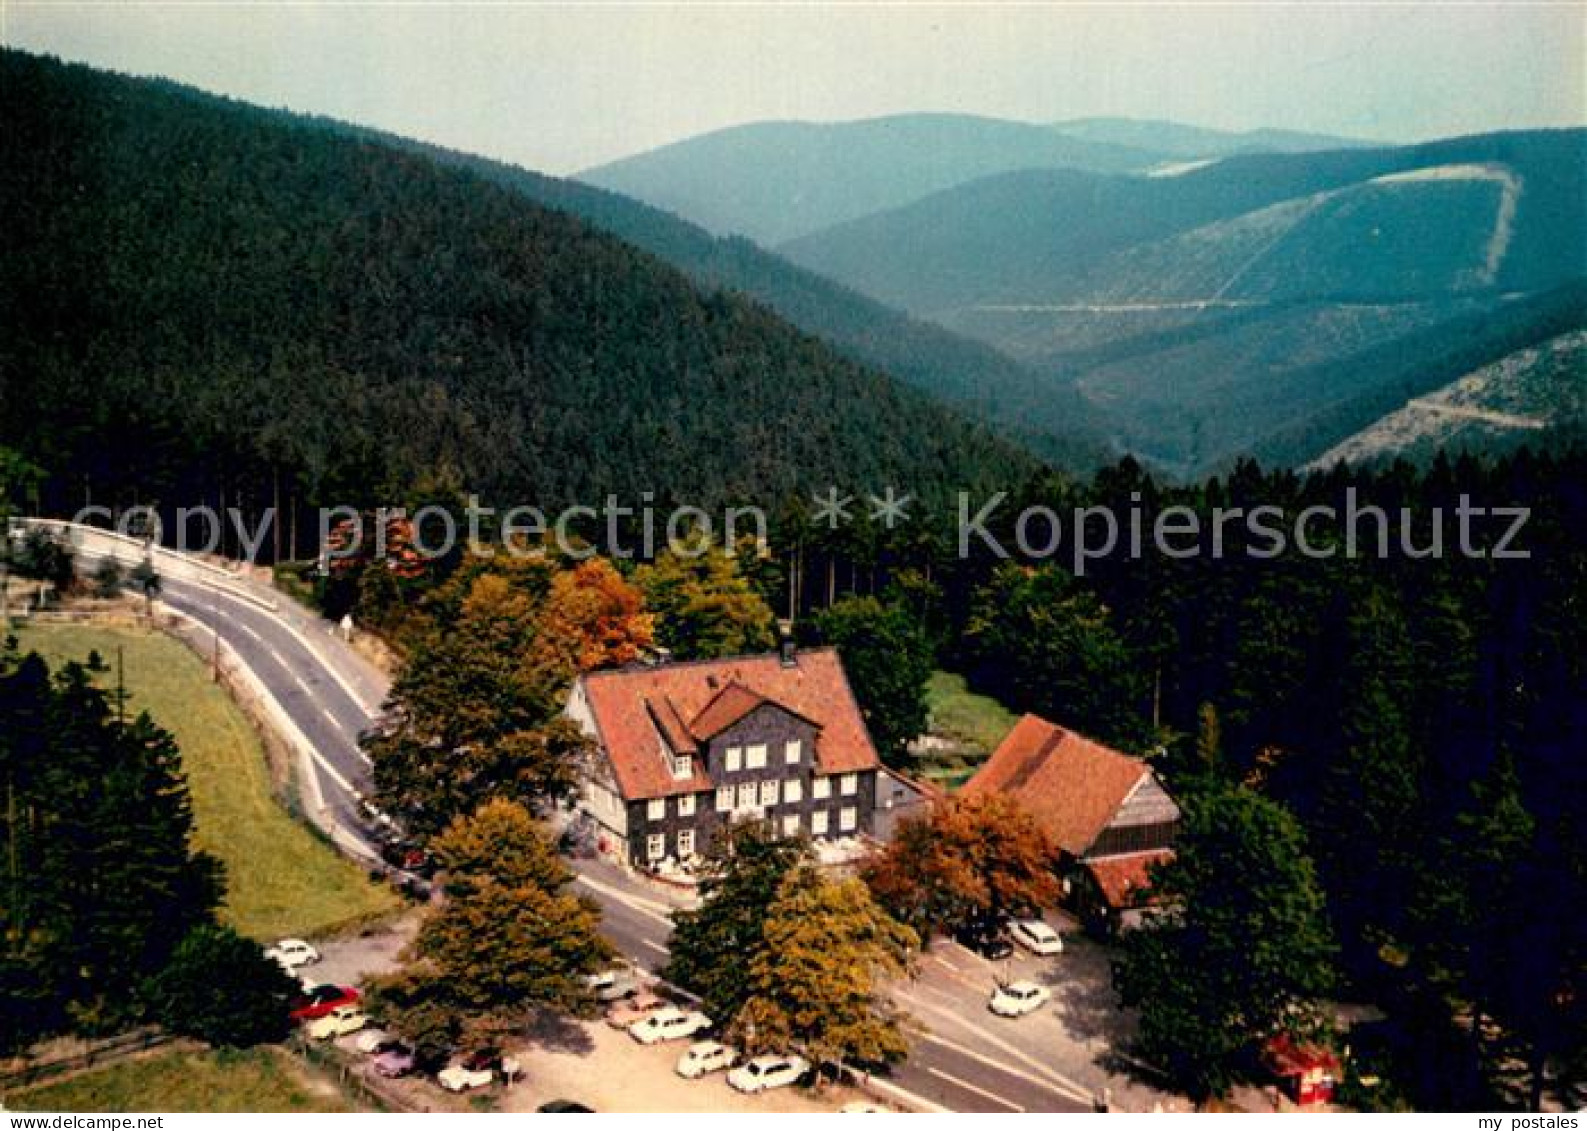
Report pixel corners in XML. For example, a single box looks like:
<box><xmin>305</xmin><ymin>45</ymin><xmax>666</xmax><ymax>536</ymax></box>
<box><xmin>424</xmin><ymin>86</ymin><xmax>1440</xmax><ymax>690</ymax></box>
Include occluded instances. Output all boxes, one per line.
<box><xmin>672</xmin><ymin>753</ymin><xmax>693</xmax><ymax>779</ymax></box>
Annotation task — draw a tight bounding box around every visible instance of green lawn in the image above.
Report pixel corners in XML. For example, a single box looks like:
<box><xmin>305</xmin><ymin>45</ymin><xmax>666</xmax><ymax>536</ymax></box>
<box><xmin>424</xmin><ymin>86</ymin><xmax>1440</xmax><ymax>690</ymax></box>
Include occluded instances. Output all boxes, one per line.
<box><xmin>13</xmin><ymin>622</ymin><xmax>400</xmax><ymax>940</ymax></box>
<box><xmin>10</xmin><ymin>1047</ymin><xmax>353</xmax><ymax>1112</ymax></box>
<box><xmin>925</xmin><ymin>670</ymin><xmax>1018</xmax><ymax>753</ymax></box>
<box><xmin>912</xmin><ymin>671</ymin><xmax>1020</xmax><ymax>790</ymax></box>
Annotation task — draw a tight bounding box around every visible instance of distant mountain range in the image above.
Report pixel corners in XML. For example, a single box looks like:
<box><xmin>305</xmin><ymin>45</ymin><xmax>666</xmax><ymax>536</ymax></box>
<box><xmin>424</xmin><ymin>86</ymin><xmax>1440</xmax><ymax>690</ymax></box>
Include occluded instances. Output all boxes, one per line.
<box><xmin>777</xmin><ymin>130</ymin><xmax>1587</xmax><ymax>475</ymax></box>
<box><xmin>577</xmin><ymin>112</ymin><xmax>1374</xmax><ymax>246</ymax></box>
<box><xmin>579</xmin><ymin>113</ymin><xmax>1161</xmax><ymax>245</ymax></box>
<box><xmin>0</xmin><ymin>51</ymin><xmax>1037</xmax><ymax>521</ymax></box>
<box><xmin>1048</xmin><ymin>117</ymin><xmax>1373</xmax><ymax>158</ymax></box>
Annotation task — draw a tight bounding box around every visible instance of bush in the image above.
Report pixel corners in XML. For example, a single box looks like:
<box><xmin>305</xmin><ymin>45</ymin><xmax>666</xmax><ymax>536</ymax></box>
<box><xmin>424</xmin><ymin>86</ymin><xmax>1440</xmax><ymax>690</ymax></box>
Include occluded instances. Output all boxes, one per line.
<box><xmin>143</xmin><ymin>925</ymin><xmax>299</xmax><ymax>1047</ymax></box>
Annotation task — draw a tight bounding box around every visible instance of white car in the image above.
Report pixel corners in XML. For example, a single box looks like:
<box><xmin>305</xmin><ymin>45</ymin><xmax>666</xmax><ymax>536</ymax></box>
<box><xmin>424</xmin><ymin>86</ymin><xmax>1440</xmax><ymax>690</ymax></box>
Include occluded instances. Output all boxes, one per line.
<box><xmin>264</xmin><ymin>938</ymin><xmax>320</xmax><ymax>970</ymax></box>
<box><xmin>675</xmin><ymin>1040</ymin><xmax>737</xmax><ymax>1079</ymax></box>
<box><xmin>306</xmin><ymin>1004</ymin><xmax>368</xmax><ymax>1040</ymax></box>
<box><xmin>353</xmin><ymin>1028</ymin><xmax>394</xmax><ymax>1054</ymax></box>
<box><xmin>1010</xmin><ymin>919</ymin><xmax>1064</xmax><ymax>956</ymax></box>
<box><xmin>727</xmin><ymin>1054</ymin><xmax>810</xmax><ymax>1094</ymax></box>
<box><xmin>437</xmin><ymin>1063</ymin><xmax>493</xmax><ymax>1092</ymax></box>
<box><xmin>629</xmin><ymin>1006</ymin><xmax>713</xmax><ymax>1044</ymax></box>
<box><xmin>989</xmin><ymin>980</ymin><xmax>1051</xmax><ymax>1018</ymax></box>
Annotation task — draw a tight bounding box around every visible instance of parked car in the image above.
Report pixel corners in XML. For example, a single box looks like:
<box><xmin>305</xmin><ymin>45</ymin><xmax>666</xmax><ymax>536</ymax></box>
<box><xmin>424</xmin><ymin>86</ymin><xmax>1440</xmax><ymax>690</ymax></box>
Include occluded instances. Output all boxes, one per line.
<box><xmin>583</xmin><ymin>967</ymin><xmax>639</xmax><ymax>1003</ymax></box>
<box><xmin>676</xmin><ymin>1040</ymin><xmax>737</xmax><ymax>1079</ymax></box>
<box><xmin>306</xmin><ymin>1004</ymin><xmax>368</xmax><ymax>1041</ymax></box>
<box><xmin>437</xmin><ymin>1062</ymin><xmax>493</xmax><ymax>1092</ymax></box>
<box><xmin>372</xmin><ymin>1044</ymin><xmax>417</xmax><ymax>1079</ymax></box>
<box><xmin>263</xmin><ymin>938</ymin><xmax>320</xmax><ymax>970</ymax></box>
<box><xmin>537</xmin><ymin>1100</ymin><xmax>594</xmax><ymax>1112</ymax></box>
<box><xmin>290</xmin><ymin>984</ymin><xmax>360</xmax><ymax>1023</ymax></box>
<box><xmin>989</xmin><ymin>979</ymin><xmax>1051</xmax><ymax>1018</ymax></box>
<box><xmin>955</xmin><ymin>919</ymin><xmax>1014</xmax><ymax>960</ymax></box>
<box><xmin>605</xmin><ymin>990</ymin><xmax>667</xmax><ymax>1029</ymax></box>
<box><xmin>1010</xmin><ymin>918</ymin><xmax>1064</xmax><ymax>956</ymax></box>
<box><xmin>629</xmin><ymin>1006</ymin><xmax>712</xmax><ymax>1044</ymax></box>
<box><xmin>462</xmin><ymin>1048</ymin><xmax>522</xmax><ymax>1081</ymax></box>
<box><xmin>727</xmin><ymin>1054</ymin><xmax>810</xmax><ymax>1094</ymax></box>
<box><xmin>354</xmin><ymin>1028</ymin><xmax>395</xmax><ymax>1054</ymax></box>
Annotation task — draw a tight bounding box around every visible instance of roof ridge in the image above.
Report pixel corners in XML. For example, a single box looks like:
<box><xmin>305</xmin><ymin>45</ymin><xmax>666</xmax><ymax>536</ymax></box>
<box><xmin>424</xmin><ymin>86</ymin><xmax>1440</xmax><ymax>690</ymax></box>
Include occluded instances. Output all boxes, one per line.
<box><xmin>582</xmin><ymin>645</ymin><xmax>840</xmax><ymax>680</ymax></box>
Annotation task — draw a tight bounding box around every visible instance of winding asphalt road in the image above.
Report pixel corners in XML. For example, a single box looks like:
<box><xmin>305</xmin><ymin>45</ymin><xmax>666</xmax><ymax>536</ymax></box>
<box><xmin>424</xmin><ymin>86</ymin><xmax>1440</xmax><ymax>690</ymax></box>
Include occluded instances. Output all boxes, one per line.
<box><xmin>21</xmin><ymin>519</ymin><xmax>1136</xmax><ymax>1112</ymax></box>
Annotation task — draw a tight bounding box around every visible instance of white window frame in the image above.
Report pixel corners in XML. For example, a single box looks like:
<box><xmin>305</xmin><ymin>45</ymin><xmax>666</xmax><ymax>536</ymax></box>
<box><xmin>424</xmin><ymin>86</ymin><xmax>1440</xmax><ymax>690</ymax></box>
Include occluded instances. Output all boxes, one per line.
<box><xmin>785</xmin><ymin>739</ymin><xmax>802</xmax><ymax>765</ymax></box>
<box><xmin>746</xmin><ymin>743</ymin><xmax>768</xmax><ymax>770</ymax></box>
<box><xmin>783</xmin><ymin>778</ymin><xmax>803</xmax><ymax>805</ymax></box>
<box><xmin>678</xmin><ymin>794</ymin><xmax>697</xmax><ymax>818</ymax></box>
<box><xmin>781</xmin><ymin>814</ymin><xmax>800</xmax><ymax>838</ymax></box>
<box><xmin>646</xmin><ymin>834</ymin><xmax>665</xmax><ymax>861</ymax></box>
<box><xmin>813</xmin><ymin>777</ymin><xmax>832</xmax><ymax>800</ymax></box>
<box><xmin>647</xmin><ymin>798</ymin><xmax>666</xmax><ymax>821</ymax></box>
<box><xmin>840</xmin><ymin>773</ymin><xmax>858</xmax><ymax>797</ymax></box>
<box><xmin>811</xmin><ymin>810</ymin><xmax>829</xmax><ymax>836</ymax></box>
<box><xmin>672</xmin><ymin>753</ymin><xmax>693</xmax><ymax>779</ymax></box>
<box><xmin>724</xmin><ymin>746</ymin><xmax>743</xmax><ymax>773</ymax></box>
<box><xmin>737</xmin><ymin>782</ymin><xmax>757</xmax><ymax>810</ymax></box>
<box><xmin>839</xmin><ymin>806</ymin><xmax>858</xmax><ymax>833</ymax></box>
<box><xmin>715</xmin><ymin>786</ymin><xmax>733</xmax><ymax>812</ymax></box>
<box><xmin>677</xmin><ymin>829</ymin><xmax>696</xmax><ymax>858</ymax></box>
<box><xmin>759</xmin><ymin>780</ymin><xmax>778</xmax><ymax>807</ymax></box>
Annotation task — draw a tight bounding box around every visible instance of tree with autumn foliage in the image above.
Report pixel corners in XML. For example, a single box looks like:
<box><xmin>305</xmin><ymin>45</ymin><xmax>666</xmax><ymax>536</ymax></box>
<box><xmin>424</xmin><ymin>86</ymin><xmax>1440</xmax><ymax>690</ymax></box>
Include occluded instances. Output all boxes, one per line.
<box><xmin>863</xmin><ymin>793</ymin><xmax>1060</xmax><ymax>939</ymax></box>
<box><xmin>528</xmin><ymin>557</ymin><xmax>655</xmax><ymax>678</ymax></box>
<box><xmin>365</xmin><ymin>554</ymin><xmax>649</xmax><ymax>836</ymax></box>
<box><xmin>729</xmin><ymin>864</ymin><xmax>916</xmax><ymax>1080</ymax></box>
<box><xmin>367</xmin><ymin>799</ymin><xmax>612</xmax><ymax>1058</ymax></box>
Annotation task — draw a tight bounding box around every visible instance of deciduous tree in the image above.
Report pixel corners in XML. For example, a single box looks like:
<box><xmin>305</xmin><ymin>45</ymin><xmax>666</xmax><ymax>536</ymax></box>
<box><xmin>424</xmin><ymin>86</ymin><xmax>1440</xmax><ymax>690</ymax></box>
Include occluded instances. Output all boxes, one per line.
<box><xmin>863</xmin><ymin>793</ymin><xmax>1059</xmax><ymax>939</ymax></box>
<box><xmin>1113</xmin><ymin>787</ymin><xmax>1336</xmax><ymax>1102</ymax></box>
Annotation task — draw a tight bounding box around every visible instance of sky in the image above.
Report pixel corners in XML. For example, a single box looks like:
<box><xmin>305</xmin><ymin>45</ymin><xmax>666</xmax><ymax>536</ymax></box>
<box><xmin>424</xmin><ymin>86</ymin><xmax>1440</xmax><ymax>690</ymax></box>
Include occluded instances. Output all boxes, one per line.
<box><xmin>3</xmin><ymin>2</ymin><xmax>1582</xmax><ymax>175</ymax></box>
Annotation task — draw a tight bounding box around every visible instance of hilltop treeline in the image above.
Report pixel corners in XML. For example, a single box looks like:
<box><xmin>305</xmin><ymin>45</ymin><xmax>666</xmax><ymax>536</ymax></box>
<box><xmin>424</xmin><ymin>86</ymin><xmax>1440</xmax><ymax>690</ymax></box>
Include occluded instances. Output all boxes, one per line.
<box><xmin>0</xmin><ymin>50</ymin><xmax>1032</xmax><ymax>553</ymax></box>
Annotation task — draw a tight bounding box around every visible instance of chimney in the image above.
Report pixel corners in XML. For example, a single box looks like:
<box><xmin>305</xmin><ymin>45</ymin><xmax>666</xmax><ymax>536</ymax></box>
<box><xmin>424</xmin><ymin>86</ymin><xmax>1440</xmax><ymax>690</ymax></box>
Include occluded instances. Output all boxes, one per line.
<box><xmin>777</xmin><ymin>619</ymin><xmax>797</xmax><ymax>667</ymax></box>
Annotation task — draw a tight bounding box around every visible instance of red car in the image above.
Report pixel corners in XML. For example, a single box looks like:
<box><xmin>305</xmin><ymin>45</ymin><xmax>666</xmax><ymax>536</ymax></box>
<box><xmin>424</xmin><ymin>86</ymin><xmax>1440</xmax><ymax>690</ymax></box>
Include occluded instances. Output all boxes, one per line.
<box><xmin>290</xmin><ymin>984</ymin><xmax>360</xmax><ymax>1023</ymax></box>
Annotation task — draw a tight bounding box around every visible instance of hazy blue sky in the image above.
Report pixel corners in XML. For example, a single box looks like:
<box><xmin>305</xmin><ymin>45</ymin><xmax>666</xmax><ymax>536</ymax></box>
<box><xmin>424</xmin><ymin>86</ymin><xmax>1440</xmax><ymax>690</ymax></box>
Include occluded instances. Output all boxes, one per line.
<box><xmin>5</xmin><ymin>3</ymin><xmax>1582</xmax><ymax>174</ymax></box>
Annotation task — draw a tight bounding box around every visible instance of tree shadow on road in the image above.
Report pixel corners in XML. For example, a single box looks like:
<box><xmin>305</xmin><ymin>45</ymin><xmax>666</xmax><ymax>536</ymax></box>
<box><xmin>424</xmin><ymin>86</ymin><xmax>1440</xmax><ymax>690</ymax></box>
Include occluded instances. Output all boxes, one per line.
<box><xmin>525</xmin><ymin>1007</ymin><xmax>595</xmax><ymax>1055</ymax></box>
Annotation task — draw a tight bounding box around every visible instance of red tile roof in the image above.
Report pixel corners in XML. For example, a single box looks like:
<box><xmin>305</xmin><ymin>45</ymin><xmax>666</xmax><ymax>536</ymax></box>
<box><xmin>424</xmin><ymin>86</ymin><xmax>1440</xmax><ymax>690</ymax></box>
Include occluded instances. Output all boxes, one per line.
<box><xmin>576</xmin><ymin>648</ymin><xmax>880</xmax><ymax>799</ymax></box>
<box><xmin>689</xmin><ymin>682</ymin><xmax>771</xmax><ymax>740</ymax></box>
<box><xmin>1085</xmin><ymin>850</ymin><xmax>1173</xmax><ymax>910</ymax></box>
<box><xmin>961</xmin><ymin>714</ymin><xmax>1151</xmax><ymax>856</ymax></box>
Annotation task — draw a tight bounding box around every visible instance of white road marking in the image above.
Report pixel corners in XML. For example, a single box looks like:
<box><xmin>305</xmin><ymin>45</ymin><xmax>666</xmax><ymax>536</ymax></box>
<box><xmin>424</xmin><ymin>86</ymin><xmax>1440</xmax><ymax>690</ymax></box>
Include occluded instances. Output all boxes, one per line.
<box><xmin>573</xmin><ymin>873</ymin><xmax>677</xmax><ymax>928</ymax></box>
<box><xmin>899</xmin><ymin>988</ymin><xmax>1095</xmax><ymax>1105</ymax></box>
<box><xmin>639</xmin><ymin>938</ymin><xmax>670</xmax><ymax>957</ymax></box>
<box><xmin>925</xmin><ymin>1066</ymin><xmax>1025</xmax><ymax>1112</ymax></box>
<box><xmin>917</xmin><ymin>1030</ymin><xmax>1092</xmax><ymax>1107</ymax></box>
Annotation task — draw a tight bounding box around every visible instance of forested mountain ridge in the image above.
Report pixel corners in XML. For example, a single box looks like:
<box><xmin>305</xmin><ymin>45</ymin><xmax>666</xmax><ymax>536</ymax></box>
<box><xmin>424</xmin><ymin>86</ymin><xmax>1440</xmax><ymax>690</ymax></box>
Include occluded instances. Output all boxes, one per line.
<box><xmin>781</xmin><ymin>129</ymin><xmax>1587</xmax><ymax>475</ymax></box>
<box><xmin>0</xmin><ymin>51</ymin><xmax>1039</xmax><ymax>530</ymax></box>
<box><xmin>578</xmin><ymin>112</ymin><xmax>1163</xmax><ymax>245</ymax></box>
<box><xmin>1048</xmin><ymin>116</ymin><xmax>1373</xmax><ymax>158</ymax></box>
